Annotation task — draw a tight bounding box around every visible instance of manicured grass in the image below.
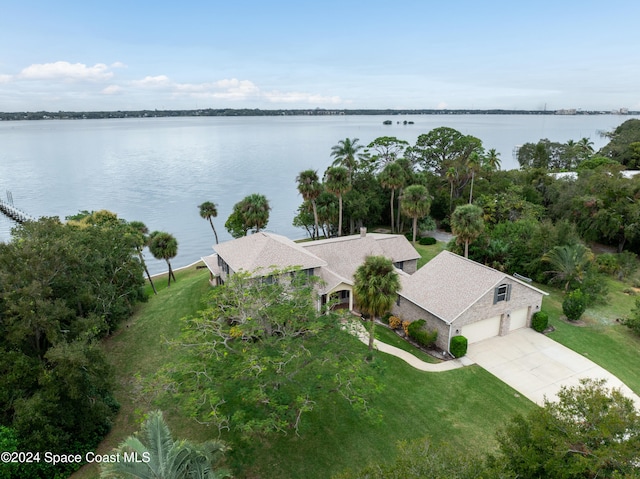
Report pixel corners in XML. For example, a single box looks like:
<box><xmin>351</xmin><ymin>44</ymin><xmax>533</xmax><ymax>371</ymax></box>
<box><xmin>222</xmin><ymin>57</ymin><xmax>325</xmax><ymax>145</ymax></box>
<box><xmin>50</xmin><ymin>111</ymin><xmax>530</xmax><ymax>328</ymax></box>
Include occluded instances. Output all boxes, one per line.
<box><xmin>374</xmin><ymin>323</ymin><xmax>440</xmax><ymax>364</ymax></box>
<box><xmin>414</xmin><ymin>241</ymin><xmax>447</xmax><ymax>268</ymax></box>
<box><xmin>71</xmin><ymin>265</ymin><xmax>213</xmax><ymax>479</ymax></box>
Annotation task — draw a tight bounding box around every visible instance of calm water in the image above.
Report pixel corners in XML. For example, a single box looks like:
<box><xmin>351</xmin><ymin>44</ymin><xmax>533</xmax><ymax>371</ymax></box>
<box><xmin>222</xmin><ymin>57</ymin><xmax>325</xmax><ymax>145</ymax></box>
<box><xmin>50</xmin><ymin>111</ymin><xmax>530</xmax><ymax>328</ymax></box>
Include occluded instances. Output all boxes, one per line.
<box><xmin>0</xmin><ymin>114</ymin><xmax>636</xmax><ymax>274</ymax></box>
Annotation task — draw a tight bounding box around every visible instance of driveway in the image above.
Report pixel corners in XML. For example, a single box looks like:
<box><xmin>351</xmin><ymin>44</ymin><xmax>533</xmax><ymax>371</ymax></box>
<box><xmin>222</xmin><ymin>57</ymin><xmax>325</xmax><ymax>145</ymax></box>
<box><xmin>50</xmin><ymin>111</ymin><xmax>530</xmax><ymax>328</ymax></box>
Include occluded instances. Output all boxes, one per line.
<box><xmin>466</xmin><ymin>328</ymin><xmax>640</xmax><ymax>408</ymax></box>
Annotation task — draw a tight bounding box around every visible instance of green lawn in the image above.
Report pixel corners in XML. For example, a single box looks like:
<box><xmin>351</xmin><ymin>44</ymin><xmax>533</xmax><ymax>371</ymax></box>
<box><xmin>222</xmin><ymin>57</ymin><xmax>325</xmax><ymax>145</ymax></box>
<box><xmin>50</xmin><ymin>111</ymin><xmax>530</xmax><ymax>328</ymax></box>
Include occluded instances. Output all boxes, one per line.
<box><xmin>414</xmin><ymin>241</ymin><xmax>447</xmax><ymax>268</ymax></box>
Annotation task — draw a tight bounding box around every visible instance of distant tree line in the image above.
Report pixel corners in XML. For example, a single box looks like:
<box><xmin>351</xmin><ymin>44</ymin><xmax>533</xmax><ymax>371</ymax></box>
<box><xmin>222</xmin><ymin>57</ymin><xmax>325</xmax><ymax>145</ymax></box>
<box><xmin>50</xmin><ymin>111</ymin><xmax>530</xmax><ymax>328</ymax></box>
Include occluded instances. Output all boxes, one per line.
<box><xmin>1</xmin><ymin>109</ymin><xmax>636</xmax><ymax>121</ymax></box>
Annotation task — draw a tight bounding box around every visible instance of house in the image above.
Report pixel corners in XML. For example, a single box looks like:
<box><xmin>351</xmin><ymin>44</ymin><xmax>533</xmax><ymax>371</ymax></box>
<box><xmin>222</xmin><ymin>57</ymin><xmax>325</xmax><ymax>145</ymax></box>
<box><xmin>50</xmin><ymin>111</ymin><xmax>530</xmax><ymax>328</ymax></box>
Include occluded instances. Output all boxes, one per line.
<box><xmin>394</xmin><ymin>251</ymin><xmax>548</xmax><ymax>352</ymax></box>
<box><xmin>202</xmin><ymin>228</ymin><xmax>420</xmax><ymax>311</ymax></box>
<box><xmin>201</xmin><ymin>232</ymin><xmax>547</xmax><ymax>353</ymax></box>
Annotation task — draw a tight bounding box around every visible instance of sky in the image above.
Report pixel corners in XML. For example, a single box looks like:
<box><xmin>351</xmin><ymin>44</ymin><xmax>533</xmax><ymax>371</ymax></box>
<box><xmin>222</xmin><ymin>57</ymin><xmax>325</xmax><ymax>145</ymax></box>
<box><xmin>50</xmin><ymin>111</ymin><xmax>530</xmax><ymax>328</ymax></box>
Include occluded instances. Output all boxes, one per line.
<box><xmin>1</xmin><ymin>0</ymin><xmax>639</xmax><ymax>112</ymax></box>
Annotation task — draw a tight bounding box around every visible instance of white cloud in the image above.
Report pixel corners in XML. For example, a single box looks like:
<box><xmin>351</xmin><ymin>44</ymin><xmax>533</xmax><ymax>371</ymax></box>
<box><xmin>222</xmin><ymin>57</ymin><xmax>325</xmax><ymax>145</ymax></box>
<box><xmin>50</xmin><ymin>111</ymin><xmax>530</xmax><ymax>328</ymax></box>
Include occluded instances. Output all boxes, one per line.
<box><xmin>101</xmin><ymin>85</ymin><xmax>122</xmax><ymax>95</ymax></box>
<box><xmin>436</xmin><ymin>101</ymin><xmax>448</xmax><ymax>109</ymax></box>
<box><xmin>131</xmin><ymin>75</ymin><xmax>171</xmax><ymax>87</ymax></box>
<box><xmin>110</xmin><ymin>62</ymin><xmax>127</xmax><ymax>69</ymax></box>
<box><xmin>0</xmin><ymin>74</ymin><xmax>12</xmax><ymax>83</ymax></box>
<box><xmin>263</xmin><ymin>90</ymin><xmax>343</xmax><ymax>104</ymax></box>
<box><xmin>18</xmin><ymin>61</ymin><xmax>113</xmax><ymax>81</ymax></box>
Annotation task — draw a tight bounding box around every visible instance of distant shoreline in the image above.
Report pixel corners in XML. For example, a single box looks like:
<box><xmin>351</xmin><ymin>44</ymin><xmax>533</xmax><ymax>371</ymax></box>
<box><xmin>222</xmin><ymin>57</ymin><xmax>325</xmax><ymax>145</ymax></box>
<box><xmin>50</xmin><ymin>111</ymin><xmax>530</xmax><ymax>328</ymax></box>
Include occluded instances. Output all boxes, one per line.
<box><xmin>1</xmin><ymin>108</ymin><xmax>637</xmax><ymax>121</ymax></box>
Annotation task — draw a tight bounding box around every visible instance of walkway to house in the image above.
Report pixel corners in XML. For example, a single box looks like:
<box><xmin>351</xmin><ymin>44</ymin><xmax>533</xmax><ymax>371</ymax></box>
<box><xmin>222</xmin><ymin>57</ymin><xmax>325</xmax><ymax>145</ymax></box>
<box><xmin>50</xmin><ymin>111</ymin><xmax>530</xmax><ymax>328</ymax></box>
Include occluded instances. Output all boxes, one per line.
<box><xmin>345</xmin><ymin>320</ymin><xmax>471</xmax><ymax>372</ymax></box>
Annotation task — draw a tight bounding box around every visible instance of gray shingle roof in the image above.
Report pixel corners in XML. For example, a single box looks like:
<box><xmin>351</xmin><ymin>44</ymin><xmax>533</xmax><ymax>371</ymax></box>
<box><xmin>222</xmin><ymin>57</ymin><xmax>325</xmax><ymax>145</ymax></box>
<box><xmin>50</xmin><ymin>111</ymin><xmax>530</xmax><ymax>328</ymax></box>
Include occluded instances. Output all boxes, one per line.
<box><xmin>213</xmin><ymin>232</ymin><xmax>326</xmax><ymax>275</ymax></box>
<box><xmin>399</xmin><ymin>250</ymin><xmax>545</xmax><ymax>323</ymax></box>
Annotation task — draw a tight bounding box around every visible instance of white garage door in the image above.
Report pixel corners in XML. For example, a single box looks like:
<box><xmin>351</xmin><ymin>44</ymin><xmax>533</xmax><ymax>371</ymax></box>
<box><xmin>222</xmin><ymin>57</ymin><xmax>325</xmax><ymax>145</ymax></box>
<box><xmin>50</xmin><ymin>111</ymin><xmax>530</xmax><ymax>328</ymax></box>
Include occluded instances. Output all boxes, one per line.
<box><xmin>462</xmin><ymin>315</ymin><xmax>501</xmax><ymax>344</ymax></box>
<box><xmin>509</xmin><ymin>308</ymin><xmax>529</xmax><ymax>332</ymax></box>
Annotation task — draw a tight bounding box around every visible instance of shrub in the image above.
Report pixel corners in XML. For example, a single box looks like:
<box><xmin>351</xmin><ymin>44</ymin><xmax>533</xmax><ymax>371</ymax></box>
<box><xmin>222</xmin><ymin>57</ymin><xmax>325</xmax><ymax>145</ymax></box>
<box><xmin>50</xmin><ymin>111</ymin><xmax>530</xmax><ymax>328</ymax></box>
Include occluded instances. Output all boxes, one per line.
<box><xmin>388</xmin><ymin>316</ymin><xmax>402</xmax><ymax>330</ymax></box>
<box><xmin>531</xmin><ymin>311</ymin><xmax>548</xmax><ymax>332</ymax></box>
<box><xmin>402</xmin><ymin>320</ymin><xmax>411</xmax><ymax>336</ymax></box>
<box><xmin>407</xmin><ymin>319</ymin><xmax>437</xmax><ymax>347</ymax></box>
<box><xmin>381</xmin><ymin>312</ymin><xmax>392</xmax><ymax>324</ymax></box>
<box><xmin>622</xmin><ymin>298</ymin><xmax>640</xmax><ymax>335</ymax></box>
<box><xmin>418</xmin><ymin>236</ymin><xmax>437</xmax><ymax>246</ymax></box>
<box><xmin>563</xmin><ymin>289</ymin><xmax>587</xmax><ymax>321</ymax></box>
<box><xmin>595</xmin><ymin>253</ymin><xmax>618</xmax><ymax>275</ymax></box>
<box><xmin>450</xmin><ymin>335</ymin><xmax>467</xmax><ymax>358</ymax></box>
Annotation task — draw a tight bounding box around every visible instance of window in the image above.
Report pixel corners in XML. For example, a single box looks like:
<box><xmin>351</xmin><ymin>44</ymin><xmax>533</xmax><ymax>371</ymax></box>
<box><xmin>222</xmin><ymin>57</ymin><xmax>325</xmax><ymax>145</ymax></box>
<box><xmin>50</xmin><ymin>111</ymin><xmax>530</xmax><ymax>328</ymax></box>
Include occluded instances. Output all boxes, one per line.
<box><xmin>394</xmin><ymin>261</ymin><xmax>404</xmax><ymax>271</ymax></box>
<box><xmin>494</xmin><ymin>283</ymin><xmax>511</xmax><ymax>303</ymax></box>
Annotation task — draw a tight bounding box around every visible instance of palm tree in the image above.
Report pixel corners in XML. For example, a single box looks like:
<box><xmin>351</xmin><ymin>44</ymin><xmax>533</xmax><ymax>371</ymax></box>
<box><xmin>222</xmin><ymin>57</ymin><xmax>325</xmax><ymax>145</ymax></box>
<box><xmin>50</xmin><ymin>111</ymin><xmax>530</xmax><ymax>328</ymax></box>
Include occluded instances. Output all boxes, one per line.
<box><xmin>128</xmin><ymin>221</ymin><xmax>157</xmax><ymax>295</ymax></box>
<box><xmin>198</xmin><ymin>201</ymin><xmax>219</xmax><ymax>244</ymax></box>
<box><xmin>378</xmin><ymin>162</ymin><xmax>406</xmax><ymax>233</ymax></box>
<box><xmin>324</xmin><ymin>166</ymin><xmax>351</xmax><ymax>236</ymax></box>
<box><xmin>483</xmin><ymin>148</ymin><xmax>501</xmax><ymax>172</ymax></box>
<box><xmin>241</xmin><ymin>193</ymin><xmax>271</xmax><ymax>233</ymax></box>
<box><xmin>467</xmin><ymin>152</ymin><xmax>482</xmax><ymax>204</ymax></box>
<box><xmin>450</xmin><ymin>204</ymin><xmax>484</xmax><ymax>259</ymax></box>
<box><xmin>148</xmin><ymin>231</ymin><xmax>178</xmax><ymax>287</ymax></box>
<box><xmin>296</xmin><ymin>169</ymin><xmax>323</xmax><ymax>240</ymax></box>
<box><xmin>399</xmin><ymin>184</ymin><xmax>431</xmax><ymax>245</ymax></box>
<box><xmin>542</xmin><ymin>243</ymin><xmax>594</xmax><ymax>292</ymax></box>
<box><xmin>353</xmin><ymin>256</ymin><xmax>401</xmax><ymax>353</ymax></box>
<box><xmin>445</xmin><ymin>166</ymin><xmax>457</xmax><ymax>213</ymax></box>
<box><xmin>100</xmin><ymin>410</ymin><xmax>229</xmax><ymax>479</ymax></box>
<box><xmin>331</xmin><ymin>137</ymin><xmax>364</xmax><ymax>178</ymax></box>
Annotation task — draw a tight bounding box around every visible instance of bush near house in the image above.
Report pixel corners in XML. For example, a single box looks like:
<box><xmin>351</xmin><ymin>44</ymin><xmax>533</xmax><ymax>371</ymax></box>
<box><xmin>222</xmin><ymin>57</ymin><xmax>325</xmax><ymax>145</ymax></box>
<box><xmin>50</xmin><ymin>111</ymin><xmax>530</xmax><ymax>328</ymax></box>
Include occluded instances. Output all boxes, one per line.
<box><xmin>450</xmin><ymin>336</ymin><xmax>468</xmax><ymax>358</ymax></box>
<box><xmin>418</xmin><ymin>237</ymin><xmax>437</xmax><ymax>246</ymax></box>
<box><xmin>388</xmin><ymin>316</ymin><xmax>402</xmax><ymax>330</ymax></box>
<box><xmin>563</xmin><ymin>289</ymin><xmax>587</xmax><ymax>321</ymax></box>
<box><xmin>407</xmin><ymin>319</ymin><xmax>438</xmax><ymax>347</ymax></box>
<box><xmin>531</xmin><ymin>311</ymin><xmax>549</xmax><ymax>332</ymax></box>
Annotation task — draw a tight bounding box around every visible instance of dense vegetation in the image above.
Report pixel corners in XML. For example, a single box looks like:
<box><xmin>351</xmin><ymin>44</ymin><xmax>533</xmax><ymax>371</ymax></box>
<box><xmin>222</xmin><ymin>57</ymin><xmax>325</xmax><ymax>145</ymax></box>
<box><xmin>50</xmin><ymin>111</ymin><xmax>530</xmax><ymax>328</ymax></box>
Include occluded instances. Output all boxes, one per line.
<box><xmin>0</xmin><ymin>212</ymin><xmax>147</xmax><ymax>478</ymax></box>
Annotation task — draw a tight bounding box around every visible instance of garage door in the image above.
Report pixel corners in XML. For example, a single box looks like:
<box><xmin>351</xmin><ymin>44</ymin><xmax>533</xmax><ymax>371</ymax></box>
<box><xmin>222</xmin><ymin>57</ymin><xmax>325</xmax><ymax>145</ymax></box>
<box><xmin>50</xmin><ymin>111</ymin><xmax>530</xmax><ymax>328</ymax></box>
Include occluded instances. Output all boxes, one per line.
<box><xmin>509</xmin><ymin>308</ymin><xmax>529</xmax><ymax>332</ymax></box>
<box><xmin>462</xmin><ymin>315</ymin><xmax>501</xmax><ymax>344</ymax></box>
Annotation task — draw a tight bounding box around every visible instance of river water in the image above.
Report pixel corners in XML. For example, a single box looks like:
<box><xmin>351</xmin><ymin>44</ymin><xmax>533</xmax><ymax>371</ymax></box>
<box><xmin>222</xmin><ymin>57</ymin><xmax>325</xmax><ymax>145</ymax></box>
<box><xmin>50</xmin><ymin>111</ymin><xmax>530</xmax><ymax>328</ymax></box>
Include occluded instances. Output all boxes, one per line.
<box><xmin>0</xmin><ymin>114</ymin><xmax>636</xmax><ymax>274</ymax></box>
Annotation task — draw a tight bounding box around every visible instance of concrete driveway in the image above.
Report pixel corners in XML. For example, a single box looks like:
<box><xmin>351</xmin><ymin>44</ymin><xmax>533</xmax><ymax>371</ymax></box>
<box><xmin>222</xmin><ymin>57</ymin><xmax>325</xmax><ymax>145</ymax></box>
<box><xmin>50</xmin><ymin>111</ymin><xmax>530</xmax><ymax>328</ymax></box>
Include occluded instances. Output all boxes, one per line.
<box><xmin>466</xmin><ymin>328</ymin><xmax>640</xmax><ymax>408</ymax></box>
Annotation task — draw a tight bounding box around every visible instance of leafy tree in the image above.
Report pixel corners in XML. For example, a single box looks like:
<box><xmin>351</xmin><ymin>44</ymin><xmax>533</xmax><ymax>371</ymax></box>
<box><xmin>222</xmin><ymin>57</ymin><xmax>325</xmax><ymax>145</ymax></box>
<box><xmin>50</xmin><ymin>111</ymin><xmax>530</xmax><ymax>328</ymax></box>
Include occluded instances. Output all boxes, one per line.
<box><xmin>198</xmin><ymin>201</ymin><xmax>220</xmax><ymax>244</ymax></box>
<box><xmin>542</xmin><ymin>243</ymin><xmax>594</xmax><ymax>292</ymax></box>
<box><xmin>378</xmin><ymin>162</ymin><xmax>407</xmax><ymax>233</ymax></box>
<box><xmin>324</xmin><ymin>166</ymin><xmax>351</xmax><ymax>236</ymax></box>
<box><xmin>160</xmin><ymin>270</ymin><xmax>380</xmax><ymax>437</ymax></box>
<box><xmin>599</xmin><ymin>118</ymin><xmax>640</xmax><ymax>168</ymax></box>
<box><xmin>492</xmin><ymin>378</ymin><xmax>640</xmax><ymax>478</ymax></box>
<box><xmin>225</xmin><ymin>201</ymin><xmax>250</xmax><ymax>238</ymax></box>
<box><xmin>296</xmin><ymin>169</ymin><xmax>323</xmax><ymax>239</ymax></box>
<box><xmin>149</xmin><ymin>231</ymin><xmax>178</xmax><ymax>287</ymax></box>
<box><xmin>343</xmin><ymin>170</ymin><xmax>385</xmax><ymax>234</ymax></box>
<box><xmin>450</xmin><ymin>204</ymin><xmax>484</xmax><ymax>258</ymax></box>
<box><xmin>399</xmin><ymin>184</ymin><xmax>431</xmax><ymax>244</ymax></box>
<box><xmin>353</xmin><ymin>256</ymin><xmax>401</xmax><ymax>353</ymax></box>
<box><xmin>292</xmin><ymin>201</ymin><xmax>315</xmax><ymax>238</ymax></box>
<box><xmin>331</xmin><ymin>137</ymin><xmax>364</xmax><ymax>178</ymax></box>
<box><xmin>315</xmin><ymin>190</ymin><xmax>339</xmax><ymax>238</ymax></box>
<box><xmin>101</xmin><ymin>410</ymin><xmax>229</xmax><ymax>479</ymax></box>
<box><xmin>364</xmin><ymin>136</ymin><xmax>409</xmax><ymax>171</ymax></box>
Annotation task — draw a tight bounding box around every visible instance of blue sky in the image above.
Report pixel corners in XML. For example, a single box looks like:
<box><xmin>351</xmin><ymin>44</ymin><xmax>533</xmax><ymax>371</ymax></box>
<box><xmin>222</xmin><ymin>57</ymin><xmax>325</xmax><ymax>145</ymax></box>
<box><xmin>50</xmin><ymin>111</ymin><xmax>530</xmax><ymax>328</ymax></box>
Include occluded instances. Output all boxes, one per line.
<box><xmin>1</xmin><ymin>0</ymin><xmax>639</xmax><ymax>111</ymax></box>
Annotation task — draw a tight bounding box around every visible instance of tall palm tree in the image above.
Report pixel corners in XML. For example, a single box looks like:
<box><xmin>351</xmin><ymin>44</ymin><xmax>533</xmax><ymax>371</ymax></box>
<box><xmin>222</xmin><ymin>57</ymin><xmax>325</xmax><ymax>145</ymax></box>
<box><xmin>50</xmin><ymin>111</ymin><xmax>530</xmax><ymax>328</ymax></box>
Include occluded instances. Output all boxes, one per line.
<box><xmin>324</xmin><ymin>166</ymin><xmax>351</xmax><ymax>236</ymax></box>
<box><xmin>198</xmin><ymin>201</ymin><xmax>219</xmax><ymax>244</ymax></box>
<box><xmin>353</xmin><ymin>256</ymin><xmax>401</xmax><ymax>353</ymax></box>
<box><xmin>467</xmin><ymin>152</ymin><xmax>482</xmax><ymax>204</ymax></box>
<box><xmin>128</xmin><ymin>221</ymin><xmax>157</xmax><ymax>295</ymax></box>
<box><xmin>100</xmin><ymin>410</ymin><xmax>229</xmax><ymax>479</ymax></box>
<box><xmin>542</xmin><ymin>243</ymin><xmax>594</xmax><ymax>292</ymax></box>
<box><xmin>445</xmin><ymin>166</ymin><xmax>457</xmax><ymax>213</ymax></box>
<box><xmin>148</xmin><ymin>231</ymin><xmax>178</xmax><ymax>287</ymax></box>
<box><xmin>296</xmin><ymin>169</ymin><xmax>323</xmax><ymax>240</ymax></box>
<box><xmin>331</xmin><ymin>137</ymin><xmax>364</xmax><ymax>179</ymax></box>
<box><xmin>400</xmin><ymin>184</ymin><xmax>431</xmax><ymax>245</ymax></box>
<box><xmin>450</xmin><ymin>204</ymin><xmax>484</xmax><ymax>259</ymax></box>
<box><xmin>378</xmin><ymin>162</ymin><xmax>406</xmax><ymax>233</ymax></box>
<box><xmin>241</xmin><ymin>193</ymin><xmax>271</xmax><ymax>233</ymax></box>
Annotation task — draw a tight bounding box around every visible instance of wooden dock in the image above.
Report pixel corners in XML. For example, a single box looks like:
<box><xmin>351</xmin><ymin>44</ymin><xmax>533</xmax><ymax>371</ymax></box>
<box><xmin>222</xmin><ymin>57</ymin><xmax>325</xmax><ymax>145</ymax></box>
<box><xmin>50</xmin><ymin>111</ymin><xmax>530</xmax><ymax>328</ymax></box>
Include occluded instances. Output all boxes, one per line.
<box><xmin>0</xmin><ymin>198</ymin><xmax>35</xmax><ymax>224</ymax></box>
